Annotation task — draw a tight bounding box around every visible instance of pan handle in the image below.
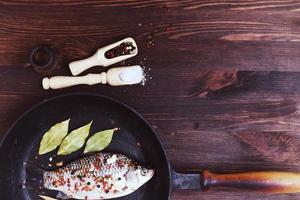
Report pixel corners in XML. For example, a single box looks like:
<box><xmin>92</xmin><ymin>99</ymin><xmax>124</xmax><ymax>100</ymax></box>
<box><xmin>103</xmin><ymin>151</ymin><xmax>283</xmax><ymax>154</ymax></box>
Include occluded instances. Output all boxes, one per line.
<box><xmin>202</xmin><ymin>170</ymin><xmax>300</xmax><ymax>193</ymax></box>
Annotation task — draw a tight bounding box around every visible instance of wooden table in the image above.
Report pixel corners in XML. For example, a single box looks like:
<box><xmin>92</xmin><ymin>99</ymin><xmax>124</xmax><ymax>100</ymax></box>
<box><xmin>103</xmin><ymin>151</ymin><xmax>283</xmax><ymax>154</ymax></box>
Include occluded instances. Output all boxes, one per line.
<box><xmin>1</xmin><ymin>1</ymin><xmax>300</xmax><ymax>199</ymax></box>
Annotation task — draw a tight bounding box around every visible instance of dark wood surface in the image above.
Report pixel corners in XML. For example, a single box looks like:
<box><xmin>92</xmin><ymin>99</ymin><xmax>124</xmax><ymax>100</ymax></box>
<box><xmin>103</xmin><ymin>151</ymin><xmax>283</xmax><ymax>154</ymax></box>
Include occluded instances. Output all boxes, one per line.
<box><xmin>2</xmin><ymin>0</ymin><xmax>300</xmax><ymax>199</ymax></box>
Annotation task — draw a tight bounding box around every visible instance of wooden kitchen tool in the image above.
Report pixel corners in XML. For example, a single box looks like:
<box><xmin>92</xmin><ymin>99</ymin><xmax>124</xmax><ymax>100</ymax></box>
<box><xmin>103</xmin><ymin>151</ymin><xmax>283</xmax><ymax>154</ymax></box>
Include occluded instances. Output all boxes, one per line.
<box><xmin>42</xmin><ymin>65</ymin><xmax>144</xmax><ymax>89</ymax></box>
<box><xmin>69</xmin><ymin>38</ymin><xmax>138</xmax><ymax>76</ymax></box>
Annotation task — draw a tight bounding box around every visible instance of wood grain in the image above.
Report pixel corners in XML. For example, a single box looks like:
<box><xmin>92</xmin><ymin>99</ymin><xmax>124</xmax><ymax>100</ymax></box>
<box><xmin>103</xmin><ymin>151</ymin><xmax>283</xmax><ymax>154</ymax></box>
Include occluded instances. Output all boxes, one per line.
<box><xmin>2</xmin><ymin>0</ymin><xmax>300</xmax><ymax>199</ymax></box>
<box><xmin>2</xmin><ymin>0</ymin><xmax>300</xmax><ymax>71</ymax></box>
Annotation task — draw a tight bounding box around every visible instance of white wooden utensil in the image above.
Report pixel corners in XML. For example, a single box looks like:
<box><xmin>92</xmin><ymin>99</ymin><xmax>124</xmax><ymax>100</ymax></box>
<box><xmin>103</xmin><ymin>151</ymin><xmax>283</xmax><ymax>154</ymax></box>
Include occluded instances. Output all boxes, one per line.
<box><xmin>69</xmin><ymin>38</ymin><xmax>138</xmax><ymax>76</ymax></box>
<box><xmin>42</xmin><ymin>65</ymin><xmax>144</xmax><ymax>89</ymax></box>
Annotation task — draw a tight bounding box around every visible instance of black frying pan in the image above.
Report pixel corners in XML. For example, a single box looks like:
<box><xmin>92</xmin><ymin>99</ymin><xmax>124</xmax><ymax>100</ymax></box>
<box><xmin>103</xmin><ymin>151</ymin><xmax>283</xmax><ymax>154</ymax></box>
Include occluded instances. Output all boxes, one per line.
<box><xmin>1</xmin><ymin>93</ymin><xmax>300</xmax><ymax>200</ymax></box>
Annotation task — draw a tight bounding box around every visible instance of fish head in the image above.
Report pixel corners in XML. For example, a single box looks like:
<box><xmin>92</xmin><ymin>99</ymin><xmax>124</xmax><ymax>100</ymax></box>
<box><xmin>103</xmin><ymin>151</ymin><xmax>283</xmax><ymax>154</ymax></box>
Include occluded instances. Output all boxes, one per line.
<box><xmin>125</xmin><ymin>165</ymin><xmax>155</xmax><ymax>191</ymax></box>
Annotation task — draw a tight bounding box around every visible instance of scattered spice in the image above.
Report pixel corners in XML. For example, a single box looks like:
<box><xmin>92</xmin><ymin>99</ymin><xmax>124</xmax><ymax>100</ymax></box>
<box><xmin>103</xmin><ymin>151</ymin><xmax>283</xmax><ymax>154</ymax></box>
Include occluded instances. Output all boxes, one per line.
<box><xmin>136</xmin><ymin>142</ymin><xmax>141</xmax><ymax>147</ymax></box>
<box><xmin>140</xmin><ymin>66</ymin><xmax>150</xmax><ymax>86</ymax></box>
<box><xmin>146</xmin><ymin>33</ymin><xmax>155</xmax><ymax>48</ymax></box>
<box><xmin>139</xmin><ymin>57</ymin><xmax>147</xmax><ymax>67</ymax></box>
<box><xmin>105</xmin><ymin>42</ymin><xmax>136</xmax><ymax>59</ymax></box>
<box><xmin>145</xmin><ymin>23</ymin><xmax>172</xmax><ymax>49</ymax></box>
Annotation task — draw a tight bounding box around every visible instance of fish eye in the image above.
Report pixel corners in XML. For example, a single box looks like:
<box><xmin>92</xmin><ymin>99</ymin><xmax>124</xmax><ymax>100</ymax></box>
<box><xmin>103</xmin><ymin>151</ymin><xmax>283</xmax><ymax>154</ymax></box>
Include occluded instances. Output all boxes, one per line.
<box><xmin>141</xmin><ymin>168</ymin><xmax>148</xmax><ymax>176</ymax></box>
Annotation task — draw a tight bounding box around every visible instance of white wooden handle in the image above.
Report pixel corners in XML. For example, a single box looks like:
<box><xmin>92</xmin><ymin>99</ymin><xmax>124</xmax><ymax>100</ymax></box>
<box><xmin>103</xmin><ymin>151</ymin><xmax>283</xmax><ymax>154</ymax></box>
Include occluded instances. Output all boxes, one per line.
<box><xmin>42</xmin><ymin>66</ymin><xmax>144</xmax><ymax>90</ymax></box>
<box><xmin>42</xmin><ymin>73</ymin><xmax>106</xmax><ymax>89</ymax></box>
<box><xmin>69</xmin><ymin>54</ymin><xmax>103</xmax><ymax>76</ymax></box>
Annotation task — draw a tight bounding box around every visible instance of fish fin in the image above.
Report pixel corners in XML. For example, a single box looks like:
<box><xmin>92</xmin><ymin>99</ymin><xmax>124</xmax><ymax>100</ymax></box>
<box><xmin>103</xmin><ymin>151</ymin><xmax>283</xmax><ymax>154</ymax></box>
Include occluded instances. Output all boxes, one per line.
<box><xmin>56</xmin><ymin>192</ymin><xmax>70</xmax><ymax>200</ymax></box>
<box><xmin>23</xmin><ymin>162</ymin><xmax>44</xmax><ymax>190</ymax></box>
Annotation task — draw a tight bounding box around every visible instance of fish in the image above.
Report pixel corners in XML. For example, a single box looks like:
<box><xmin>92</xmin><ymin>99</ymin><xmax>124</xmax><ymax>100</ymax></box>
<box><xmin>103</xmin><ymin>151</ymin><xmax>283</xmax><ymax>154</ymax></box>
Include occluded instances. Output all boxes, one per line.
<box><xmin>25</xmin><ymin>153</ymin><xmax>154</xmax><ymax>199</ymax></box>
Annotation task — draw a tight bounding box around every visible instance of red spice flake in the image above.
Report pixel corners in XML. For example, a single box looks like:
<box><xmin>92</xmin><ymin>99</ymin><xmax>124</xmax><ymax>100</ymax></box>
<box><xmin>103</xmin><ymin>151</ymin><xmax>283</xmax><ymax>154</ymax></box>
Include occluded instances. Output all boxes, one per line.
<box><xmin>57</xmin><ymin>177</ymin><xmax>66</xmax><ymax>186</ymax></box>
<box><xmin>74</xmin><ymin>182</ymin><xmax>79</xmax><ymax>191</ymax></box>
<box><xmin>102</xmin><ymin>180</ymin><xmax>108</xmax><ymax>189</ymax></box>
<box><xmin>93</xmin><ymin>159</ymin><xmax>102</xmax><ymax>171</ymax></box>
<box><xmin>82</xmin><ymin>185</ymin><xmax>92</xmax><ymax>191</ymax></box>
<box><xmin>105</xmin><ymin>42</ymin><xmax>136</xmax><ymax>59</ymax></box>
<box><xmin>106</xmin><ymin>164</ymin><xmax>112</xmax><ymax>170</ymax></box>
<box><xmin>94</xmin><ymin>164</ymin><xmax>100</xmax><ymax>170</ymax></box>
<box><xmin>116</xmin><ymin>159</ymin><xmax>125</xmax><ymax>168</ymax></box>
<box><xmin>52</xmin><ymin>180</ymin><xmax>57</xmax><ymax>186</ymax></box>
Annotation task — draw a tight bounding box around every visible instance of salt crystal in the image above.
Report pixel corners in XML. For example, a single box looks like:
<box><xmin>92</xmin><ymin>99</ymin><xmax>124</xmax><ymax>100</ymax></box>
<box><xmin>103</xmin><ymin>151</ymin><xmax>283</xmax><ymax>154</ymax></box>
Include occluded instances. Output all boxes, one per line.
<box><xmin>107</xmin><ymin>155</ymin><xmax>117</xmax><ymax>164</ymax></box>
<box><xmin>119</xmin><ymin>66</ymin><xmax>144</xmax><ymax>84</ymax></box>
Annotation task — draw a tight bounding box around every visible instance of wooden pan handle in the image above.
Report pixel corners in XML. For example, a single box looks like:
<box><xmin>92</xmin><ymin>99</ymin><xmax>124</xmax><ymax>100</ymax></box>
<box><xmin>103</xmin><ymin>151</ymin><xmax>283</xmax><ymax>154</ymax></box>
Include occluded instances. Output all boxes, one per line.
<box><xmin>202</xmin><ymin>170</ymin><xmax>300</xmax><ymax>193</ymax></box>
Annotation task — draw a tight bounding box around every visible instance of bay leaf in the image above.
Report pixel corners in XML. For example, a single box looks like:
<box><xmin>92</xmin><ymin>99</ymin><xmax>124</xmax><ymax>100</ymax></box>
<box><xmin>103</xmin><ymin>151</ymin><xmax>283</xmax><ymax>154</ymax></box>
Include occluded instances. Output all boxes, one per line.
<box><xmin>38</xmin><ymin>119</ymin><xmax>70</xmax><ymax>155</ymax></box>
<box><xmin>57</xmin><ymin>121</ymin><xmax>92</xmax><ymax>155</ymax></box>
<box><xmin>83</xmin><ymin>128</ymin><xmax>117</xmax><ymax>154</ymax></box>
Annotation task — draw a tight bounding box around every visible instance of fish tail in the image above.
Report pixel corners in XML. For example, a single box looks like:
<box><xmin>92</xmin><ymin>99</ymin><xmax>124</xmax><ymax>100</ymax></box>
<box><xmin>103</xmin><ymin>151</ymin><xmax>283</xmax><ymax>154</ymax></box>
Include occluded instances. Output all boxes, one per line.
<box><xmin>23</xmin><ymin>162</ymin><xmax>44</xmax><ymax>190</ymax></box>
